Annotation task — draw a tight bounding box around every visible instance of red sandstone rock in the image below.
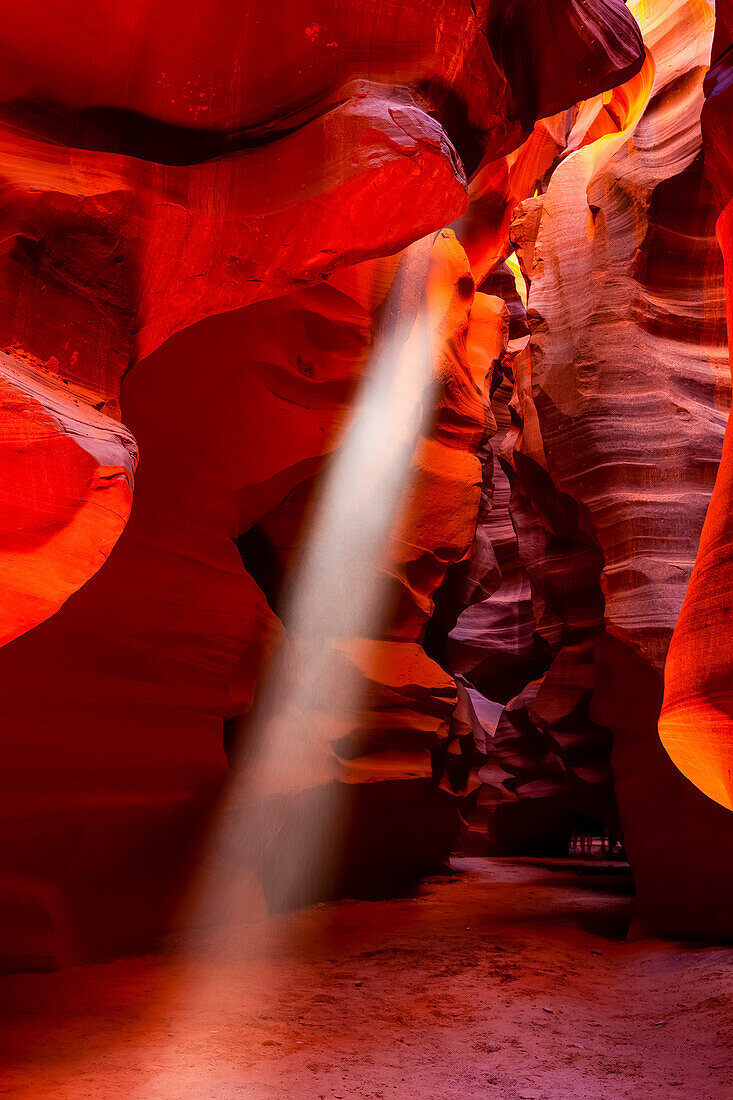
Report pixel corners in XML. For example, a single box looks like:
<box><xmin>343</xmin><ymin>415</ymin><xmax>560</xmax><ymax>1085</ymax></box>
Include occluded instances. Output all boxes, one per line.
<box><xmin>0</xmin><ymin>0</ymin><xmax>651</xmax><ymax>967</ymax></box>
<box><xmin>0</xmin><ymin>352</ymin><xmax>136</xmax><ymax>646</ymax></box>
<box><xmin>1</xmin><ymin>1</ymin><xmax>643</xmax><ymax>160</ymax></box>
<box><xmin>0</xmin><ymin>82</ymin><xmax>469</xmax><ymax>651</ymax></box>
<box><xmin>0</xmin><ymin>230</ymin><xmax>497</xmax><ymax>967</ymax></box>
<box><xmin>659</xmin><ymin>0</ymin><xmax>733</xmax><ymax>816</ymax></box>
<box><xmin>453</xmin><ymin>0</ymin><xmax>733</xmax><ymax>933</ymax></box>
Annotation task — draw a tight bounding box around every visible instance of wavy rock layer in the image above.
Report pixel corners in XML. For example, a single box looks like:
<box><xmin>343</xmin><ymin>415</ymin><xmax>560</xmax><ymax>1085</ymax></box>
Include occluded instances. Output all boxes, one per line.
<box><xmin>0</xmin><ymin>235</ymin><xmax>494</xmax><ymax>968</ymax></box>
<box><xmin>0</xmin><ymin>0</ymin><xmax>653</xmax><ymax>969</ymax></box>
<box><xmin>0</xmin><ymin>353</ymin><xmax>136</xmax><ymax>646</ymax></box>
<box><xmin>524</xmin><ymin>0</ymin><xmax>733</xmax><ymax>937</ymax></box>
<box><xmin>0</xmin><ymin>0</ymin><xmax>644</xmax><ymax>658</ymax></box>
<box><xmin>444</xmin><ymin>0</ymin><xmax>733</xmax><ymax>934</ymax></box>
<box><xmin>659</xmin><ymin>1</ymin><xmax>733</xmax><ymax>816</ymax></box>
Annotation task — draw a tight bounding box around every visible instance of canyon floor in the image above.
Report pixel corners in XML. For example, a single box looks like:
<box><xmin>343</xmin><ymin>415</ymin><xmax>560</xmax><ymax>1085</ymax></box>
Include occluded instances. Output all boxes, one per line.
<box><xmin>1</xmin><ymin>858</ymin><xmax>732</xmax><ymax>1099</ymax></box>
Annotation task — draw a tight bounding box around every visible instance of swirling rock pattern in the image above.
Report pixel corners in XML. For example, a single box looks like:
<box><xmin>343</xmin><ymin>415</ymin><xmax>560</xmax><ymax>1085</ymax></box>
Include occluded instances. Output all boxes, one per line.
<box><xmin>0</xmin><ymin>353</ymin><xmax>136</xmax><ymax>646</ymax></box>
<box><xmin>659</xmin><ymin>0</ymin><xmax>733</xmax><ymax>817</ymax></box>
<box><xmin>0</xmin><ymin>0</ymin><xmax>653</xmax><ymax>968</ymax></box>
<box><xmin>446</xmin><ymin>0</ymin><xmax>733</xmax><ymax>935</ymax></box>
<box><xmin>523</xmin><ymin>0</ymin><xmax>733</xmax><ymax>936</ymax></box>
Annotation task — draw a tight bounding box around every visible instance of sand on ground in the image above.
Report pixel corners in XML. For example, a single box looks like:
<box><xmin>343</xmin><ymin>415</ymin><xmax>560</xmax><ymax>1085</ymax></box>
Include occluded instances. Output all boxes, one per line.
<box><xmin>1</xmin><ymin>858</ymin><xmax>731</xmax><ymax>1099</ymax></box>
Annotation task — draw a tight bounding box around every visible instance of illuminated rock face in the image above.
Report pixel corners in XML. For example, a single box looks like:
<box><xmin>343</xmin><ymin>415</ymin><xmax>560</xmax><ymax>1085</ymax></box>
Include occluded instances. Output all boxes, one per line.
<box><xmin>4</xmin><ymin>0</ymin><xmax>733</xmax><ymax>958</ymax></box>
<box><xmin>522</xmin><ymin>0</ymin><xmax>733</xmax><ymax>937</ymax></box>
<box><xmin>22</xmin><ymin>0</ymin><xmax>733</xmax><ymax>968</ymax></box>
<box><xmin>0</xmin><ymin>0</ymin><xmax>644</xmax><ymax>656</ymax></box>
<box><xmin>0</xmin><ymin>353</ymin><xmax>136</xmax><ymax>647</ymax></box>
<box><xmin>448</xmin><ymin>0</ymin><xmax>733</xmax><ymax>936</ymax></box>
<box><xmin>659</xmin><ymin>2</ymin><xmax>733</xmax><ymax>817</ymax></box>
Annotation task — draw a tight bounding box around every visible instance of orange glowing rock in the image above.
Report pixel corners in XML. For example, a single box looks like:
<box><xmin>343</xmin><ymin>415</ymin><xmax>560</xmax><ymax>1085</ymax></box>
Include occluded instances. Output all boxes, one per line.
<box><xmin>333</xmin><ymin>233</ymin><xmax>501</xmax><ymax>837</ymax></box>
<box><xmin>0</xmin><ymin>0</ymin><xmax>649</xmax><ymax>967</ymax></box>
<box><xmin>659</xmin><ymin>209</ymin><xmax>733</xmax><ymax>814</ymax></box>
<box><xmin>443</xmin><ymin>0</ymin><xmax>733</xmax><ymax>934</ymax></box>
<box><xmin>0</xmin><ymin>354</ymin><xmax>136</xmax><ymax>647</ymax></box>
<box><xmin>0</xmin><ymin>231</ymin><xmax>499</xmax><ymax>967</ymax></box>
<box><xmin>0</xmin><ymin>84</ymin><xmax>468</xmax><ymax>653</ymax></box>
<box><xmin>659</xmin><ymin>0</ymin><xmax>733</xmax><ymax>815</ymax></box>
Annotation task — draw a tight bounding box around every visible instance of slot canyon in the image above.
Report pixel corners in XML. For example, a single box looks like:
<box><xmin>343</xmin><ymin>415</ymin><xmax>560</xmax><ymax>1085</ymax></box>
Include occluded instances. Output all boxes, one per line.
<box><xmin>0</xmin><ymin>1</ymin><xmax>732</xmax><ymax>1096</ymax></box>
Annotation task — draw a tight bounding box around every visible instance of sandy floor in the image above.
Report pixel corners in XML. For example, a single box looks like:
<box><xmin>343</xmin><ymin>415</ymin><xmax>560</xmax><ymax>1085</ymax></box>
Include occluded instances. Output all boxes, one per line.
<box><xmin>1</xmin><ymin>858</ymin><xmax>732</xmax><ymax>1099</ymax></box>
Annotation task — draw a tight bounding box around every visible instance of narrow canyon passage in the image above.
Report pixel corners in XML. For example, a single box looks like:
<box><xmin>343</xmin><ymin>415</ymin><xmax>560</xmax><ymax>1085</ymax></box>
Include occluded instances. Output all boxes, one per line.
<box><xmin>1</xmin><ymin>859</ymin><xmax>731</xmax><ymax>1100</ymax></box>
<box><xmin>2</xmin><ymin>1</ymin><xmax>733</xmax><ymax>1096</ymax></box>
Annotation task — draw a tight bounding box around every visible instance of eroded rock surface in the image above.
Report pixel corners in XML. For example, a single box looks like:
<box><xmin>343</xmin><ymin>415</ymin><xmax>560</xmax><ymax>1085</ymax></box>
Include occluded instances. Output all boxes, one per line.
<box><xmin>443</xmin><ymin>0</ymin><xmax>733</xmax><ymax>935</ymax></box>
<box><xmin>659</xmin><ymin>0</ymin><xmax>733</xmax><ymax>818</ymax></box>
<box><xmin>21</xmin><ymin>0</ymin><xmax>733</xmax><ymax>966</ymax></box>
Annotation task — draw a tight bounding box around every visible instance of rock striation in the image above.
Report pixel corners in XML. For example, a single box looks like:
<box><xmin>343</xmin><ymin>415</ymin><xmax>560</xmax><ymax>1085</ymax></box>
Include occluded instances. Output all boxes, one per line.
<box><xmin>443</xmin><ymin>0</ymin><xmax>733</xmax><ymax>935</ymax></box>
<box><xmin>20</xmin><ymin>0</ymin><xmax>733</xmax><ymax>968</ymax></box>
<box><xmin>659</xmin><ymin>0</ymin><xmax>733</xmax><ymax>819</ymax></box>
